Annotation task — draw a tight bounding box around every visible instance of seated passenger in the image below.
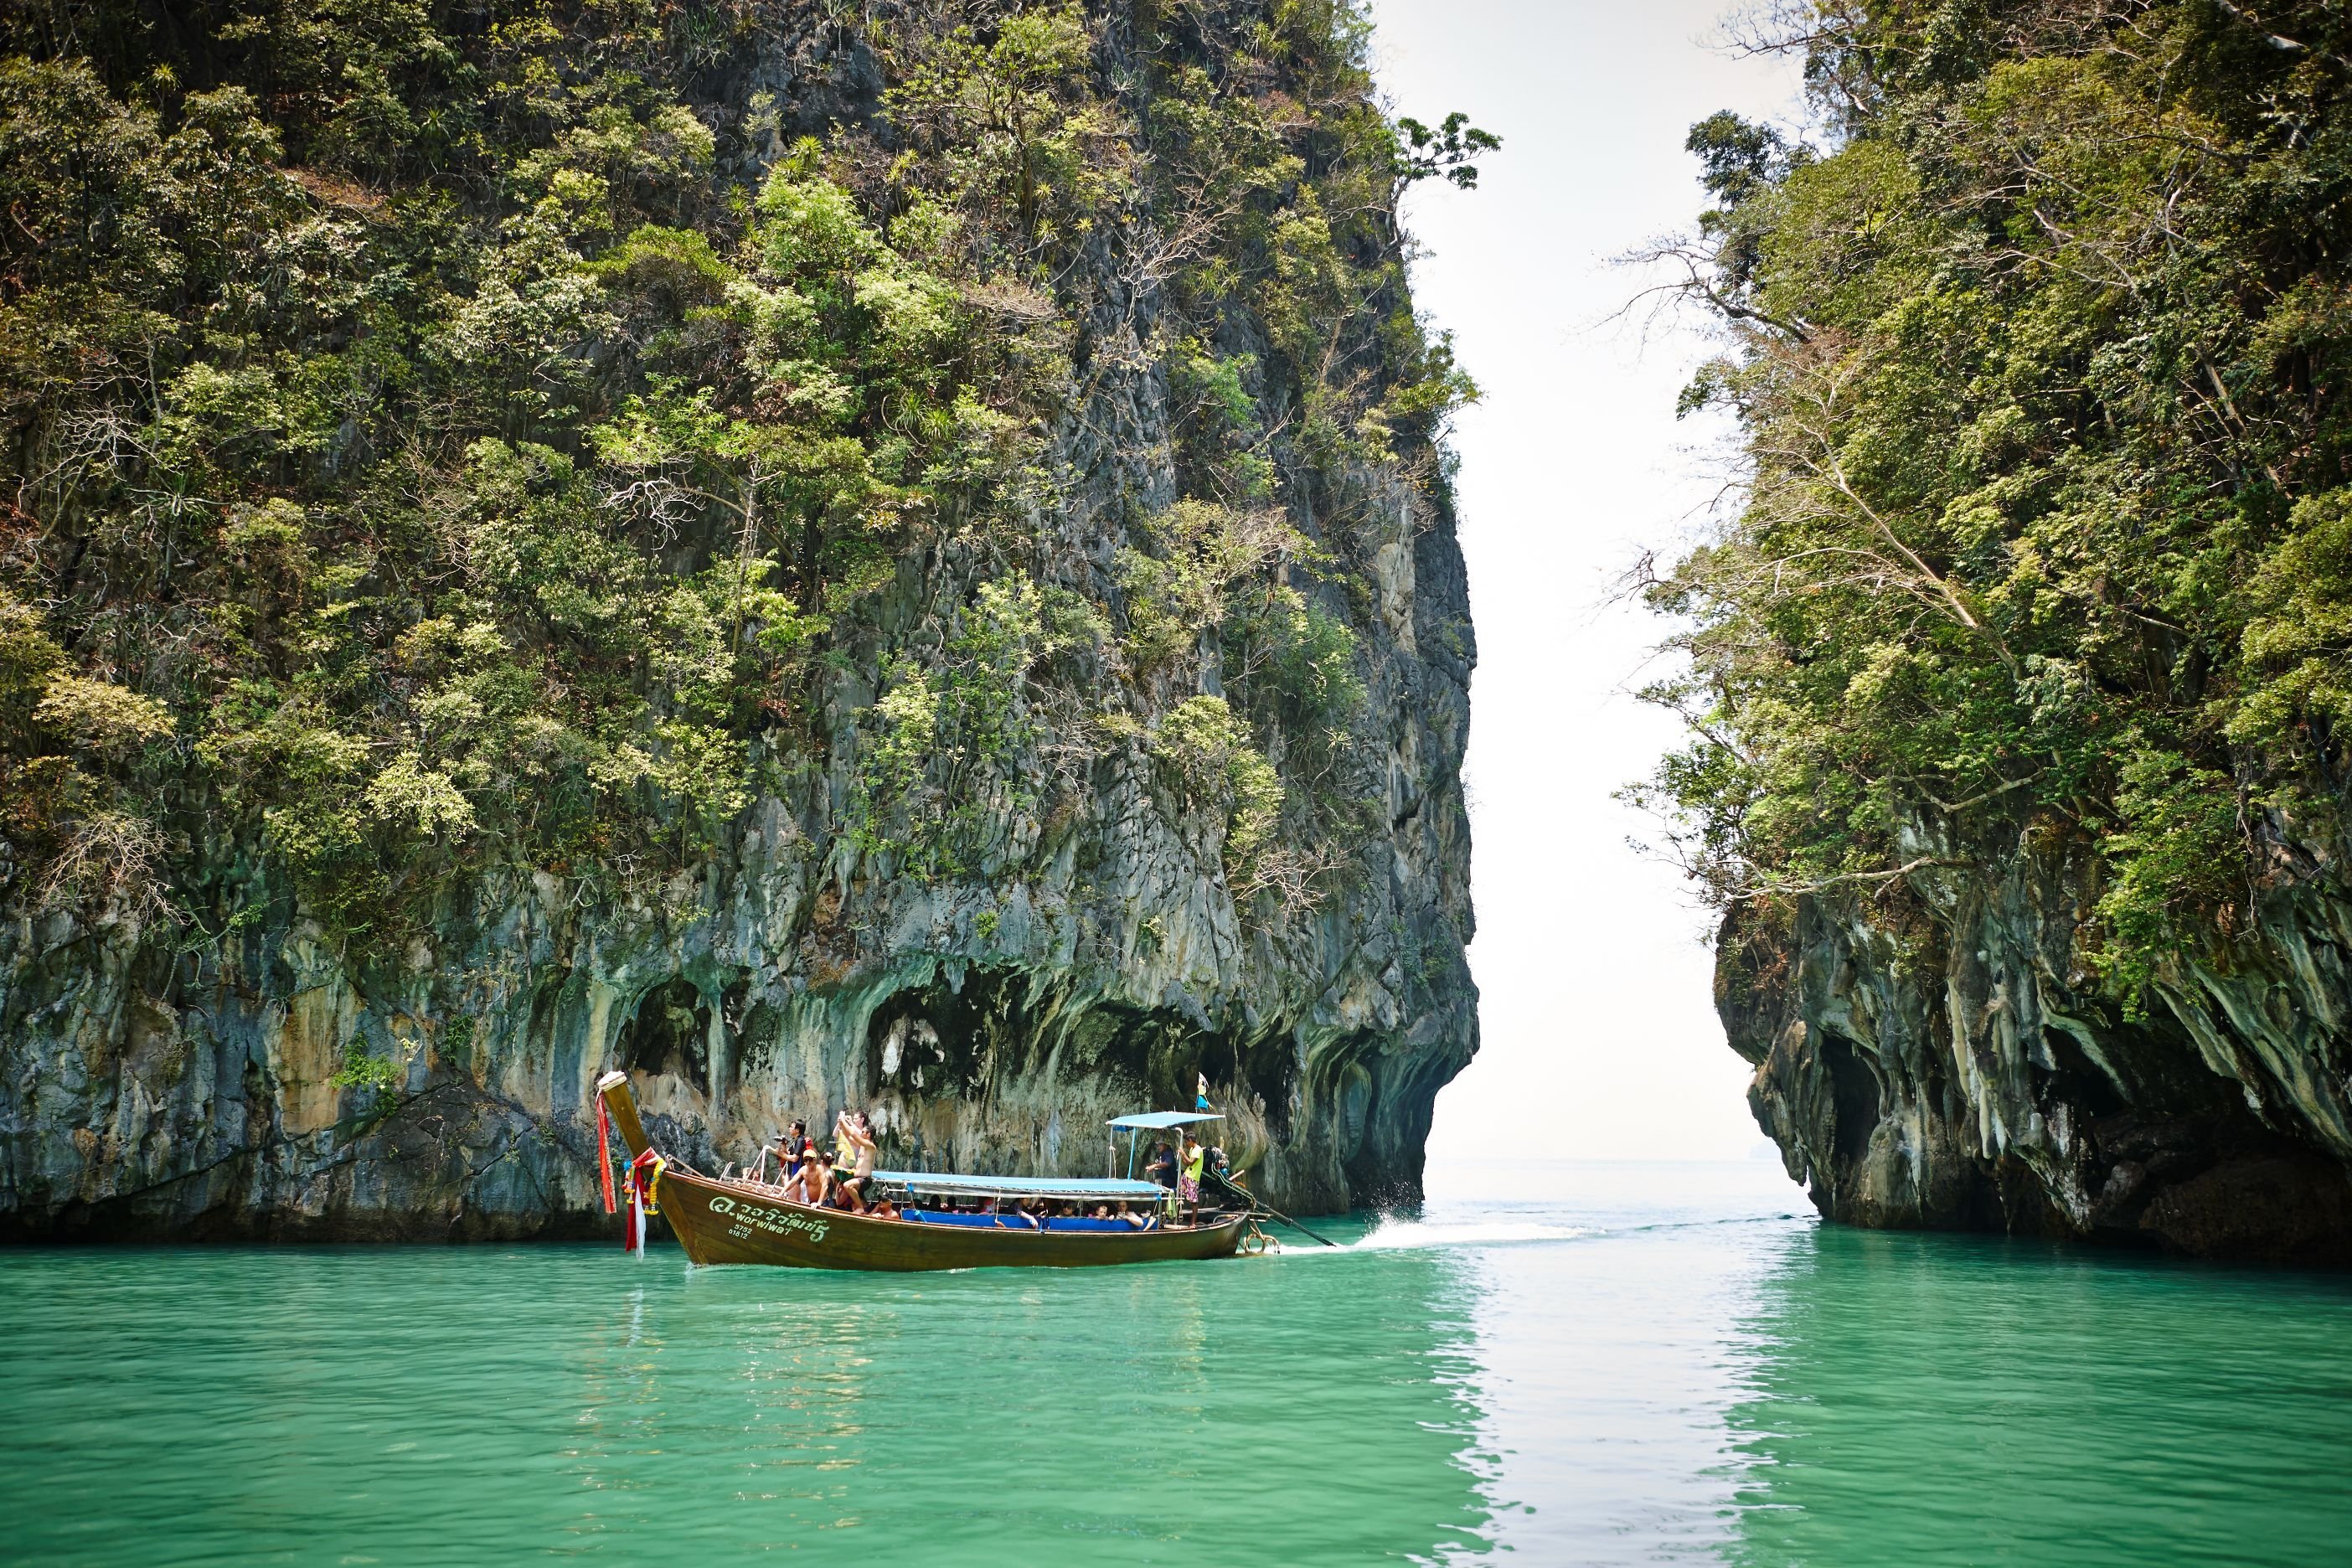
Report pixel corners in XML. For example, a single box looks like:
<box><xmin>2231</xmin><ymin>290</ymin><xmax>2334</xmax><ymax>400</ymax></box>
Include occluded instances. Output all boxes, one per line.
<box><xmin>786</xmin><ymin>1148</ymin><xmax>832</xmax><ymax>1208</ymax></box>
<box><xmin>870</xmin><ymin>1194</ymin><xmax>900</xmax><ymax>1220</ymax></box>
<box><xmin>824</xmin><ymin>1166</ymin><xmax>864</xmax><ymax>1213</ymax></box>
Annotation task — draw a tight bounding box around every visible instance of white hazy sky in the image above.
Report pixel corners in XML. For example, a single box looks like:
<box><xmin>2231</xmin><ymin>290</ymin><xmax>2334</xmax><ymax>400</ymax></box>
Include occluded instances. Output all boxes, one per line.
<box><xmin>1365</xmin><ymin>1</ymin><xmax>1805</xmax><ymax>1161</ymax></box>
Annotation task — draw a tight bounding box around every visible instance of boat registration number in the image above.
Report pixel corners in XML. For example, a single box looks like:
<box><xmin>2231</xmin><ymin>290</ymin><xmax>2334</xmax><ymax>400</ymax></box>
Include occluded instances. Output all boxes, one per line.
<box><xmin>707</xmin><ymin>1194</ymin><xmax>829</xmax><ymax>1245</ymax></box>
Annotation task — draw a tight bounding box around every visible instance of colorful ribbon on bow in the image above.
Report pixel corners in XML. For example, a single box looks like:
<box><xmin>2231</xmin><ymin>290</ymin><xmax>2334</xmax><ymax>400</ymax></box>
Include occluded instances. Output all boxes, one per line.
<box><xmin>623</xmin><ymin>1148</ymin><xmax>665</xmax><ymax>1254</ymax></box>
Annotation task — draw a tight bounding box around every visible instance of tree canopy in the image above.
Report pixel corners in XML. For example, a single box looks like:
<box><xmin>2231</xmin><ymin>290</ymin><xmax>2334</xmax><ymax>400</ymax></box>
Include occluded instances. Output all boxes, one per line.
<box><xmin>0</xmin><ymin>1</ymin><xmax>1489</xmax><ymax>952</ymax></box>
<box><xmin>1638</xmin><ymin>0</ymin><xmax>2352</xmax><ymax>997</ymax></box>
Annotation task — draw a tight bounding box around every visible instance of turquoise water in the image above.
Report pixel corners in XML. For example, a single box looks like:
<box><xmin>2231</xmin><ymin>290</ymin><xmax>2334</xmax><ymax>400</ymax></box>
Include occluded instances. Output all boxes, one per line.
<box><xmin>6</xmin><ymin>1160</ymin><xmax>2350</xmax><ymax>1565</ymax></box>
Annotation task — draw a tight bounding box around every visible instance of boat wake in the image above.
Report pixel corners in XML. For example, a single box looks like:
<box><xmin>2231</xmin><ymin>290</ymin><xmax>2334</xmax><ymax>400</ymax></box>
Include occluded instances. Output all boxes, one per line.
<box><xmin>1332</xmin><ymin>1217</ymin><xmax>1598</xmax><ymax>1252</ymax></box>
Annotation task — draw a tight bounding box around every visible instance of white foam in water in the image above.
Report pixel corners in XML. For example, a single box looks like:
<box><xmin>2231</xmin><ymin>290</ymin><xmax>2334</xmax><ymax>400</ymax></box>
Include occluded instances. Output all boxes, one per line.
<box><xmin>1342</xmin><ymin>1216</ymin><xmax>1597</xmax><ymax>1251</ymax></box>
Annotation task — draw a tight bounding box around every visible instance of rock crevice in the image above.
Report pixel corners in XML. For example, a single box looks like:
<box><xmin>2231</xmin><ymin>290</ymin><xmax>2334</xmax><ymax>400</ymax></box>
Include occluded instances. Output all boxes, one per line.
<box><xmin>1725</xmin><ymin>815</ymin><xmax>2352</xmax><ymax>1263</ymax></box>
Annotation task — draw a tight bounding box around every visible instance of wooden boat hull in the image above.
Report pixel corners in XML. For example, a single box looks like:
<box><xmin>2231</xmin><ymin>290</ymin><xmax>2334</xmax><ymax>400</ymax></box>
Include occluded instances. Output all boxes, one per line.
<box><xmin>596</xmin><ymin>1070</ymin><xmax>1246</xmax><ymax>1271</ymax></box>
<box><xmin>654</xmin><ymin>1165</ymin><xmax>1247</xmax><ymax>1271</ymax></box>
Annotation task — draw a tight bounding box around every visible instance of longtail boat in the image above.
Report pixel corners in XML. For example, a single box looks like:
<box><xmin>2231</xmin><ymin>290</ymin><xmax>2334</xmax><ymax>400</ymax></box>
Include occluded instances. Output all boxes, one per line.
<box><xmin>595</xmin><ymin>1071</ymin><xmax>1253</xmax><ymax>1271</ymax></box>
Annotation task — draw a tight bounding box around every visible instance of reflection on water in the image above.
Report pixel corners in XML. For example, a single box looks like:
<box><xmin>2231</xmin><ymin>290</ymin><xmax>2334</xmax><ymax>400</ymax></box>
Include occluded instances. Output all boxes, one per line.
<box><xmin>3</xmin><ymin>1230</ymin><xmax>1494</xmax><ymax>1566</ymax></box>
<box><xmin>569</xmin><ymin>1254</ymin><xmax>1495</xmax><ymax>1563</ymax></box>
<box><xmin>1425</xmin><ymin>1163</ymin><xmax>2352</xmax><ymax>1567</ymax></box>
<box><xmin>1431</xmin><ymin>1159</ymin><xmax>1811</xmax><ymax>1561</ymax></box>
<box><xmin>1724</xmin><ymin>1228</ymin><xmax>2352</xmax><ymax>1568</ymax></box>
<box><xmin>6</xmin><ymin>1161</ymin><xmax>2351</xmax><ymax>1566</ymax></box>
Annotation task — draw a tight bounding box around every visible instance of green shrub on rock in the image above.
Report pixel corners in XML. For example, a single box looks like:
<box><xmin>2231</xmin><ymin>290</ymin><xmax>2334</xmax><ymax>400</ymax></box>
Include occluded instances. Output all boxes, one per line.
<box><xmin>1636</xmin><ymin>0</ymin><xmax>2352</xmax><ymax>998</ymax></box>
<box><xmin>0</xmin><ymin>0</ymin><xmax>1484</xmax><ymax>950</ymax></box>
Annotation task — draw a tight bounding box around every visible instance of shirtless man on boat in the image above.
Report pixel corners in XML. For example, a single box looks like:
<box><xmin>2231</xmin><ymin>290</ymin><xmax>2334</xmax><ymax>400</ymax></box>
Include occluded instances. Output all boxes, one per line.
<box><xmin>595</xmin><ymin>1071</ymin><xmax>1246</xmax><ymax>1267</ymax></box>
<box><xmin>833</xmin><ymin>1109</ymin><xmax>879</xmax><ymax>1214</ymax></box>
<box><xmin>783</xmin><ymin>1147</ymin><xmax>832</xmax><ymax>1207</ymax></box>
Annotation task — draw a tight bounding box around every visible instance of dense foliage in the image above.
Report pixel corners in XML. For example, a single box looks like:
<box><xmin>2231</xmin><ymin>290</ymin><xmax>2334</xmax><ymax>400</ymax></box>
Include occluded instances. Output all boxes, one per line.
<box><xmin>1639</xmin><ymin>0</ymin><xmax>2352</xmax><ymax>995</ymax></box>
<box><xmin>0</xmin><ymin>1</ymin><xmax>1483</xmax><ymax>952</ymax></box>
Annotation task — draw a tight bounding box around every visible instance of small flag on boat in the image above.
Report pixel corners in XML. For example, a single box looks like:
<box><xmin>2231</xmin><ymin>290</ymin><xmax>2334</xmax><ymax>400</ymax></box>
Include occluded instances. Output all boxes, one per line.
<box><xmin>1196</xmin><ymin>1073</ymin><xmax>1211</xmax><ymax>1111</ymax></box>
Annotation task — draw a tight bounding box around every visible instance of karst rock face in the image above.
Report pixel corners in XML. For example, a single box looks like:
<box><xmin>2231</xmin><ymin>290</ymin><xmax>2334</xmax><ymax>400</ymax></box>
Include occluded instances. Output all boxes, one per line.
<box><xmin>1722</xmin><ymin>815</ymin><xmax>2352</xmax><ymax>1265</ymax></box>
<box><xmin>0</xmin><ymin>6</ymin><xmax>1477</xmax><ymax>1240</ymax></box>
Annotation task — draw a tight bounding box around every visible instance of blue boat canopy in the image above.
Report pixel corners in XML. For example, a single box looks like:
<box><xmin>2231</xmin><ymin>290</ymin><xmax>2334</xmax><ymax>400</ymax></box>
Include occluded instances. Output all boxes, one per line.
<box><xmin>874</xmin><ymin>1170</ymin><xmax>1169</xmax><ymax>1202</ymax></box>
<box><xmin>1106</xmin><ymin>1112</ymin><xmax>1226</xmax><ymax>1130</ymax></box>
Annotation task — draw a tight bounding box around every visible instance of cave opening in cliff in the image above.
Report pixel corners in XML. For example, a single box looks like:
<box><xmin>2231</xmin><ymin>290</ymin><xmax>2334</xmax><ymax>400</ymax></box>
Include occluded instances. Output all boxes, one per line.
<box><xmin>1822</xmin><ymin>1030</ymin><xmax>1884</xmax><ymax>1168</ymax></box>
<box><xmin>616</xmin><ymin>977</ymin><xmax>712</xmax><ymax>1092</ymax></box>
<box><xmin>2045</xmin><ymin>1029</ymin><xmax>2133</xmax><ymax>1121</ymax></box>
<box><xmin>861</xmin><ymin>967</ymin><xmax>1297</xmax><ymax>1137</ymax></box>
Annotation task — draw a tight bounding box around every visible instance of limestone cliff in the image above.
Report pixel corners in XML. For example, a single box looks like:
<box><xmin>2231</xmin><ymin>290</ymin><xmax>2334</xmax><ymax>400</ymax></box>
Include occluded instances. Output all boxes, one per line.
<box><xmin>0</xmin><ymin>2</ymin><xmax>1478</xmax><ymax>1238</ymax></box>
<box><xmin>1722</xmin><ymin>812</ymin><xmax>2352</xmax><ymax>1265</ymax></box>
<box><xmin>1643</xmin><ymin>3</ymin><xmax>2352</xmax><ymax>1267</ymax></box>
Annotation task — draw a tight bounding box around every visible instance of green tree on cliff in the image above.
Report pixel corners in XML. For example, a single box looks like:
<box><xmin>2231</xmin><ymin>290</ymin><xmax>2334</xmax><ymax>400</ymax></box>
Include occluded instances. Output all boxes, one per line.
<box><xmin>1646</xmin><ymin>3</ymin><xmax>2352</xmax><ymax>992</ymax></box>
<box><xmin>0</xmin><ymin>0</ymin><xmax>1488</xmax><ymax>952</ymax></box>
<box><xmin>1637</xmin><ymin>0</ymin><xmax>2352</xmax><ymax>998</ymax></box>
